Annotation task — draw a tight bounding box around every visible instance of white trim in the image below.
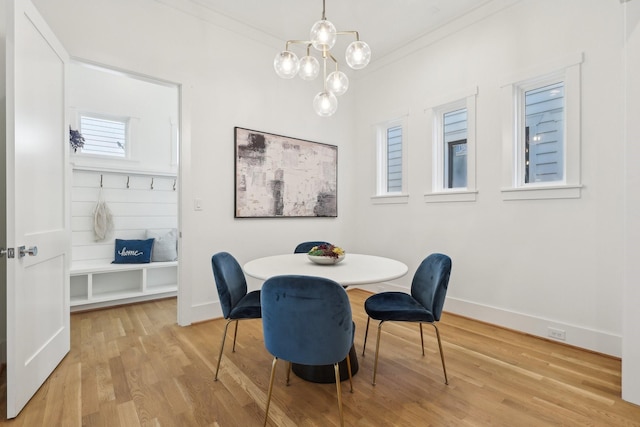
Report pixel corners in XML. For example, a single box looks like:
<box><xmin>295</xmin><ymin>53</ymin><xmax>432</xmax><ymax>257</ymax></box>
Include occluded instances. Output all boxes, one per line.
<box><xmin>425</xmin><ymin>88</ymin><xmax>478</xmax><ymax>200</ymax></box>
<box><xmin>424</xmin><ymin>190</ymin><xmax>477</xmax><ymax>203</ymax></box>
<box><xmin>190</xmin><ymin>301</ymin><xmax>222</xmax><ymax>324</ymax></box>
<box><xmin>374</xmin><ymin>115</ymin><xmax>409</xmax><ymax>197</ymax></box>
<box><xmin>501</xmin><ymin>53</ymin><xmax>583</xmax><ymax>200</ymax></box>
<box><xmin>501</xmin><ymin>185</ymin><xmax>582</xmax><ymax>200</ymax></box>
<box><xmin>500</xmin><ymin>52</ymin><xmax>584</xmax><ymax>88</ymax></box>
<box><xmin>445</xmin><ymin>297</ymin><xmax>621</xmax><ymax>357</ymax></box>
<box><xmin>424</xmin><ymin>86</ymin><xmax>478</xmax><ymax>111</ymax></box>
<box><xmin>371</xmin><ymin>194</ymin><xmax>410</xmax><ymax>204</ymax></box>
<box><xmin>71</xmin><ymin>164</ymin><xmax>177</xmax><ymax>177</ymax></box>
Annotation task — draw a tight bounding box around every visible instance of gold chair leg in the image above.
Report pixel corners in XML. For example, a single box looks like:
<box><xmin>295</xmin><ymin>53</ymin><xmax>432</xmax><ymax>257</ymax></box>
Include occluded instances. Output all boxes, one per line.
<box><xmin>419</xmin><ymin>323</ymin><xmax>425</xmax><ymax>356</ymax></box>
<box><xmin>334</xmin><ymin>363</ymin><xmax>345</xmax><ymax>427</ymax></box>
<box><xmin>286</xmin><ymin>361</ymin><xmax>292</xmax><ymax>386</ymax></box>
<box><xmin>372</xmin><ymin>321</ymin><xmax>384</xmax><ymax>385</ymax></box>
<box><xmin>431</xmin><ymin>323</ymin><xmax>448</xmax><ymax>385</ymax></box>
<box><xmin>214</xmin><ymin>319</ymin><xmax>233</xmax><ymax>381</ymax></box>
<box><xmin>232</xmin><ymin>320</ymin><xmax>239</xmax><ymax>352</ymax></box>
<box><xmin>345</xmin><ymin>354</ymin><xmax>354</xmax><ymax>393</ymax></box>
<box><xmin>264</xmin><ymin>357</ymin><xmax>278</xmax><ymax>427</ymax></box>
<box><xmin>362</xmin><ymin>317</ymin><xmax>371</xmax><ymax>356</ymax></box>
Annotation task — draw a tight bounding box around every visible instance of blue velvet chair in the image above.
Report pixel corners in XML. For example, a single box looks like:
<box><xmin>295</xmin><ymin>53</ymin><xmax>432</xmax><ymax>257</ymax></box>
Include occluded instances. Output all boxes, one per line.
<box><xmin>362</xmin><ymin>253</ymin><xmax>452</xmax><ymax>385</ymax></box>
<box><xmin>211</xmin><ymin>252</ymin><xmax>262</xmax><ymax>381</ymax></box>
<box><xmin>261</xmin><ymin>275</ymin><xmax>354</xmax><ymax>427</ymax></box>
<box><xmin>293</xmin><ymin>241</ymin><xmax>332</xmax><ymax>253</ymax></box>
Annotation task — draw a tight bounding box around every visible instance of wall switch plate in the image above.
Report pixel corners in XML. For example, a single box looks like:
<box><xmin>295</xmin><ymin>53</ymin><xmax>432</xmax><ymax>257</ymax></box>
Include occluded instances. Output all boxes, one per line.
<box><xmin>194</xmin><ymin>198</ymin><xmax>203</xmax><ymax>211</ymax></box>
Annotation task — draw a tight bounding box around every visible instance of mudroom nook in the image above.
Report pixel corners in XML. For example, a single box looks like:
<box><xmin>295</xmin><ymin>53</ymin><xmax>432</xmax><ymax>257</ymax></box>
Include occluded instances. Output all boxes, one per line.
<box><xmin>67</xmin><ymin>61</ymin><xmax>179</xmax><ymax>311</ymax></box>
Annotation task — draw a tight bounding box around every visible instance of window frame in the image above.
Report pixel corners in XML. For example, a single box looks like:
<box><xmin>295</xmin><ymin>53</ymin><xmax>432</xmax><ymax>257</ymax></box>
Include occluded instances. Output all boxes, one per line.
<box><xmin>372</xmin><ymin>115</ymin><xmax>409</xmax><ymax>204</ymax></box>
<box><xmin>425</xmin><ymin>87</ymin><xmax>478</xmax><ymax>203</ymax></box>
<box><xmin>501</xmin><ymin>53</ymin><xmax>583</xmax><ymax>200</ymax></box>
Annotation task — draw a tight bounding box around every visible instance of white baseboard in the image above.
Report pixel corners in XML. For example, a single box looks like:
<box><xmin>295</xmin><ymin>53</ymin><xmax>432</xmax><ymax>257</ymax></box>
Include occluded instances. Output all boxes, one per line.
<box><xmin>190</xmin><ymin>301</ymin><xmax>222</xmax><ymax>324</ymax></box>
<box><xmin>352</xmin><ymin>283</ymin><xmax>621</xmax><ymax>358</ymax></box>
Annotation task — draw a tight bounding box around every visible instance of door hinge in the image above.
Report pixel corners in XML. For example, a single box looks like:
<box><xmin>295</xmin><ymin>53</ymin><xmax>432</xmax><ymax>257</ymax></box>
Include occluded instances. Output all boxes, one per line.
<box><xmin>1</xmin><ymin>247</ymin><xmax>15</xmax><ymax>258</ymax></box>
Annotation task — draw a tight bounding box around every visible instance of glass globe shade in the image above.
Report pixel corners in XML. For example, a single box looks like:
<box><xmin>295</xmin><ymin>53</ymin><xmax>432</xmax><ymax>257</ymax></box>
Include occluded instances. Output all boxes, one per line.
<box><xmin>298</xmin><ymin>55</ymin><xmax>320</xmax><ymax>81</ymax></box>
<box><xmin>326</xmin><ymin>71</ymin><xmax>349</xmax><ymax>96</ymax></box>
<box><xmin>310</xmin><ymin>20</ymin><xmax>337</xmax><ymax>51</ymax></box>
<box><xmin>274</xmin><ymin>51</ymin><xmax>300</xmax><ymax>79</ymax></box>
<box><xmin>313</xmin><ymin>91</ymin><xmax>338</xmax><ymax>117</ymax></box>
<box><xmin>345</xmin><ymin>41</ymin><xmax>371</xmax><ymax>70</ymax></box>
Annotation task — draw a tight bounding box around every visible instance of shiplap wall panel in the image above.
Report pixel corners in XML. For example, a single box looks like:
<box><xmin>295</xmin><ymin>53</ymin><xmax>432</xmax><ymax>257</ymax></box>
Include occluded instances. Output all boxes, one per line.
<box><xmin>72</xmin><ymin>169</ymin><xmax>178</xmax><ymax>263</ymax></box>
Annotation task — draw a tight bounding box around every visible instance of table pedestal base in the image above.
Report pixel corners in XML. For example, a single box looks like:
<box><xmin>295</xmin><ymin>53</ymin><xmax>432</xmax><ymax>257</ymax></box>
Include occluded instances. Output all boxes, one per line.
<box><xmin>291</xmin><ymin>345</ymin><xmax>359</xmax><ymax>383</ymax></box>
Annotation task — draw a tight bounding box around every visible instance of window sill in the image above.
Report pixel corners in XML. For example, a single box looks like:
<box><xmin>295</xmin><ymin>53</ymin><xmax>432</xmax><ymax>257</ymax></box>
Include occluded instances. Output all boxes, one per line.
<box><xmin>501</xmin><ymin>184</ymin><xmax>582</xmax><ymax>200</ymax></box>
<box><xmin>371</xmin><ymin>194</ymin><xmax>409</xmax><ymax>205</ymax></box>
<box><xmin>424</xmin><ymin>190</ymin><xmax>477</xmax><ymax>203</ymax></box>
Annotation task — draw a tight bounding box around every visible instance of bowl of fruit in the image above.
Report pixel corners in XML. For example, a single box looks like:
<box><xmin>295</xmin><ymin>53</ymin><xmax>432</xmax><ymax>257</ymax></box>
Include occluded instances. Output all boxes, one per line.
<box><xmin>307</xmin><ymin>244</ymin><xmax>346</xmax><ymax>265</ymax></box>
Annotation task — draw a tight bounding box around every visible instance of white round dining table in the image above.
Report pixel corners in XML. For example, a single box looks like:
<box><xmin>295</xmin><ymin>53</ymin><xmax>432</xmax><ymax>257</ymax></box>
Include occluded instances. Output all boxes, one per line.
<box><xmin>243</xmin><ymin>253</ymin><xmax>408</xmax><ymax>286</ymax></box>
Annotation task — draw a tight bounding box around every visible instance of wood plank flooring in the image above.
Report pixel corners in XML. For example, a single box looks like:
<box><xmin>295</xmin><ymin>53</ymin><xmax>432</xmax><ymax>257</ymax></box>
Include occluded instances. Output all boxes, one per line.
<box><xmin>2</xmin><ymin>290</ymin><xmax>640</xmax><ymax>426</ymax></box>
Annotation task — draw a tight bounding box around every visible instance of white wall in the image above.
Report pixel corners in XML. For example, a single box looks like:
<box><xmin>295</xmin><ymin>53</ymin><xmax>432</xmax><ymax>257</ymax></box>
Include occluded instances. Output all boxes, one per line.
<box><xmin>623</xmin><ymin>0</ymin><xmax>640</xmax><ymax>407</ymax></box>
<box><xmin>68</xmin><ymin>62</ymin><xmax>178</xmax><ymax>174</ymax></box>
<box><xmin>353</xmin><ymin>0</ymin><xmax>626</xmax><ymax>357</ymax></box>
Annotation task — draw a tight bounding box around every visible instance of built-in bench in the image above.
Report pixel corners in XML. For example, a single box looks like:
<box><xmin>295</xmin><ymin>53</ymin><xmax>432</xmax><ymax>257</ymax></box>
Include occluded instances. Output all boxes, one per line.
<box><xmin>70</xmin><ymin>168</ymin><xmax>179</xmax><ymax>312</ymax></box>
<box><xmin>70</xmin><ymin>260</ymin><xmax>178</xmax><ymax>312</ymax></box>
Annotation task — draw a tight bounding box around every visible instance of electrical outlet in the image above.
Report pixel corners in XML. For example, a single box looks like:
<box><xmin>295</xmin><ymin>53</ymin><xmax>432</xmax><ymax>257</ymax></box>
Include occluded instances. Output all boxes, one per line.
<box><xmin>548</xmin><ymin>327</ymin><xmax>566</xmax><ymax>341</ymax></box>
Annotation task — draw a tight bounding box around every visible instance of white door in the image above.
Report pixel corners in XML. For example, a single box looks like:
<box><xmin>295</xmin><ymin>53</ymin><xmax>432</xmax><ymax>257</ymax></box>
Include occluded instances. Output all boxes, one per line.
<box><xmin>4</xmin><ymin>0</ymin><xmax>70</xmax><ymax>418</ymax></box>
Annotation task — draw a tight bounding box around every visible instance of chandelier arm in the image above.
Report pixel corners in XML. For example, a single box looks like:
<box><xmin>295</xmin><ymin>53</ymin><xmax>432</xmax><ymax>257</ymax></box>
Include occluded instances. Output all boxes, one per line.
<box><xmin>326</xmin><ymin>52</ymin><xmax>339</xmax><ymax>71</ymax></box>
<box><xmin>322</xmin><ymin>0</ymin><xmax>326</xmax><ymax>20</ymax></box>
<box><xmin>322</xmin><ymin>56</ymin><xmax>328</xmax><ymax>91</ymax></box>
<box><xmin>336</xmin><ymin>30</ymin><xmax>361</xmax><ymax>41</ymax></box>
<box><xmin>285</xmin><ymin>40</ymin><xmax>313</xmax><ymax>51</ymax></box>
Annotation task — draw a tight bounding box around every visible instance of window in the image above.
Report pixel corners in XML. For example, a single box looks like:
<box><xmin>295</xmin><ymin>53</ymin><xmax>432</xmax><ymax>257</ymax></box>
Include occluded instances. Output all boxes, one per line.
<box><xmin>425</xmin><ymin>87</ymin><xmax>477</xmax><ymax>203</ymax></box>
<box><xmin>501</xmin><ymin>53</ymin><xmax>582</xmax><ymax>200</ymax></box>
<box><xmin>443</xmin><ymin>109</ymin><xmax>467</xmax><ymax>189</ymax></box>
<box><xmin>520</xmin><ymin>80</ymin><xmax>564</xmax><ymax>185</ymax></box>
<box><xmin>78</xmin><ymin>114</ymin><xmax>128</xmax><ymax>157</ymax></box>
<box><xmin>373</xmin><ymin>116</ymin><xmax>408</xmax><ymax>203</ymax></box>
<box><xmin>386</xmin><ymin>125</ymin><xmax>403</xmax><ymax>192</ymax></box>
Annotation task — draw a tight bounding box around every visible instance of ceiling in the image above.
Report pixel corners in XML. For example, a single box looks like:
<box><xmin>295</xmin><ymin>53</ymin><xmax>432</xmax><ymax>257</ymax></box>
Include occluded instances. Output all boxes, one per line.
<box><xmin>181</xmin><ymin>0</ymin><xmax>493</xmax><ymax>62</ymax></box>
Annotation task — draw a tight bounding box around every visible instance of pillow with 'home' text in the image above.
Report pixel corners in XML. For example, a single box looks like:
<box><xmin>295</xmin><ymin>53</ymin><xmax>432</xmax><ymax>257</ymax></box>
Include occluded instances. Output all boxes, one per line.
<box><xmin>113</xmin><ymin>238</ymin><xmax>154</xmax><ymax>264</ymax></box>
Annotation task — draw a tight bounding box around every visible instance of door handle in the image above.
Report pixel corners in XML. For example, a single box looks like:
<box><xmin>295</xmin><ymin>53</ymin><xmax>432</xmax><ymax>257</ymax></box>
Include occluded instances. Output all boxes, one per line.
<box><xmin>18</xmin><ymin>246</ymin><xmax>38</xmax><ymax>258</ymax></box>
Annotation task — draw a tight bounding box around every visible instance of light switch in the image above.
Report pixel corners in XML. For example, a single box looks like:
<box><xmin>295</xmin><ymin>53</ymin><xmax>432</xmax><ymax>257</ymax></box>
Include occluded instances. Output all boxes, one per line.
<box><xmin>194</xmin><ymin>198</ymin><xmax>203</xmax><ymax>211</ymax></box>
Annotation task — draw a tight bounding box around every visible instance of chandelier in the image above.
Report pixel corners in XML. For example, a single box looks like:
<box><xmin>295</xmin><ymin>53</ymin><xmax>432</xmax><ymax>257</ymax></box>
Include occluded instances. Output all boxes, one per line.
<box><xmin>273</xmin><ymin>0</ymin><xmax>371</xmax><ymax>117</ymax></box>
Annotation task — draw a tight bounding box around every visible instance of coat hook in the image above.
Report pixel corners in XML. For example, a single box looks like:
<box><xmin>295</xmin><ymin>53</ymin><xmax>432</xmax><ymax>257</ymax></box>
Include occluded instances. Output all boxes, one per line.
<box><xmin>150</xmin><ymin>177</ymin><xmax>154</xmax><ymax>190</ymax></box>
<box><xmin>173</xmin><ymin>178</ymin><xmax>176</xmax><ymax>191</ymax></box>
<box><xmin>100</xmin><ymin>174</ymin><xmax>103</xmax><ymax>188</ymax></box>
<box><xmin>126</xmin><ymin>176</ymin><xmax>130</xmax><ymax>189</ymax></box>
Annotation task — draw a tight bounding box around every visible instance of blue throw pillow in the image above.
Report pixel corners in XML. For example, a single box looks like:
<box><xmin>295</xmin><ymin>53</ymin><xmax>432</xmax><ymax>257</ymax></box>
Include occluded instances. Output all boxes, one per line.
<box><xmin>113</xmin><ymin>238</ymin><xmax>154</xmax><ymax>264</ymax></box>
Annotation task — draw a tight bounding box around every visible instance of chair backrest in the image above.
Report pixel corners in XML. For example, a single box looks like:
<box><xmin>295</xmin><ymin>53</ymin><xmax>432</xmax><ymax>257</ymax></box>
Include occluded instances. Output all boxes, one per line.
<box><xmin>261</xmin><ymin>275</ymin><xmax>353</xmax><ymax>366</ymax></box>
<box><xmin>411</xmin><ymin>253</ymin><xmax>452</xmax><ymax>321</ymax></box>
<box><xmin>211</xmin><ymin>252</ymin><xmax>248</xmax><ymax>319</ymax></box>
<box><xmin>293</xmin><ymin>241</ymin><xmax>332</xmax><ymax>254</ymax></box>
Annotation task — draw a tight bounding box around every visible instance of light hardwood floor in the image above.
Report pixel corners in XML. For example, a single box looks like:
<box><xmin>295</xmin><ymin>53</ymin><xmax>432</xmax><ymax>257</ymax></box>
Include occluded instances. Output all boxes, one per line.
<box><xmin>2</xmin><ymin>290</ymin><xmax>640</xmax><ymax>426</ymax></box>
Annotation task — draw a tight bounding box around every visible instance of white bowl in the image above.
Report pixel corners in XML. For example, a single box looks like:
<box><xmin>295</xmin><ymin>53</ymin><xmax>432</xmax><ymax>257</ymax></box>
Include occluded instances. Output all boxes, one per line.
<box><xmin>307</xmin><ymin>254</ymin><xmax>345</xmax><ymax>265</ymax></box>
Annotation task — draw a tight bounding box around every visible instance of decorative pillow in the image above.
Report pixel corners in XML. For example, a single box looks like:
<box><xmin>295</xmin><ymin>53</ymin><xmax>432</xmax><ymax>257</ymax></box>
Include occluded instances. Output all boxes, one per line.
<box><xmin>113</xmin><ymin>238</ymin><xmax>155</xmax><ymax>264</ymax></box>
<box><xmin>145</xmin><ymin>229</ymin><xmax>178</xmax><ymax>262</ymax></box>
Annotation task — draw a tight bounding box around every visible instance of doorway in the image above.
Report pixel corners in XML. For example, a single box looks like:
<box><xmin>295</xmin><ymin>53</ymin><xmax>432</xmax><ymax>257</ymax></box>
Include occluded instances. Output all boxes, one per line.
<box><xmin>67</xmin><ymin>60</ymin><xmax>181</xmax><ymax>315</ymax></box>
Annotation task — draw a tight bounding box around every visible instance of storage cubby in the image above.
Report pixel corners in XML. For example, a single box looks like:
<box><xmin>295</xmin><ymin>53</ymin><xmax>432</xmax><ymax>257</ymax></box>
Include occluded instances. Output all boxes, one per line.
<box><xmin>70</xmin><ymin>261</ymin><xmax>178</xmax><ymax>311</ymax></box>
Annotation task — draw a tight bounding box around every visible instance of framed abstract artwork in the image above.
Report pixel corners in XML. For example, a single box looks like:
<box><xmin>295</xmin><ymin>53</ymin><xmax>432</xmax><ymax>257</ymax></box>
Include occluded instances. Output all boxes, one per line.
<box><xmin>234</xmin><ymin>127</ymin><xmax>338</xmax><ymax>218</ymax></box>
